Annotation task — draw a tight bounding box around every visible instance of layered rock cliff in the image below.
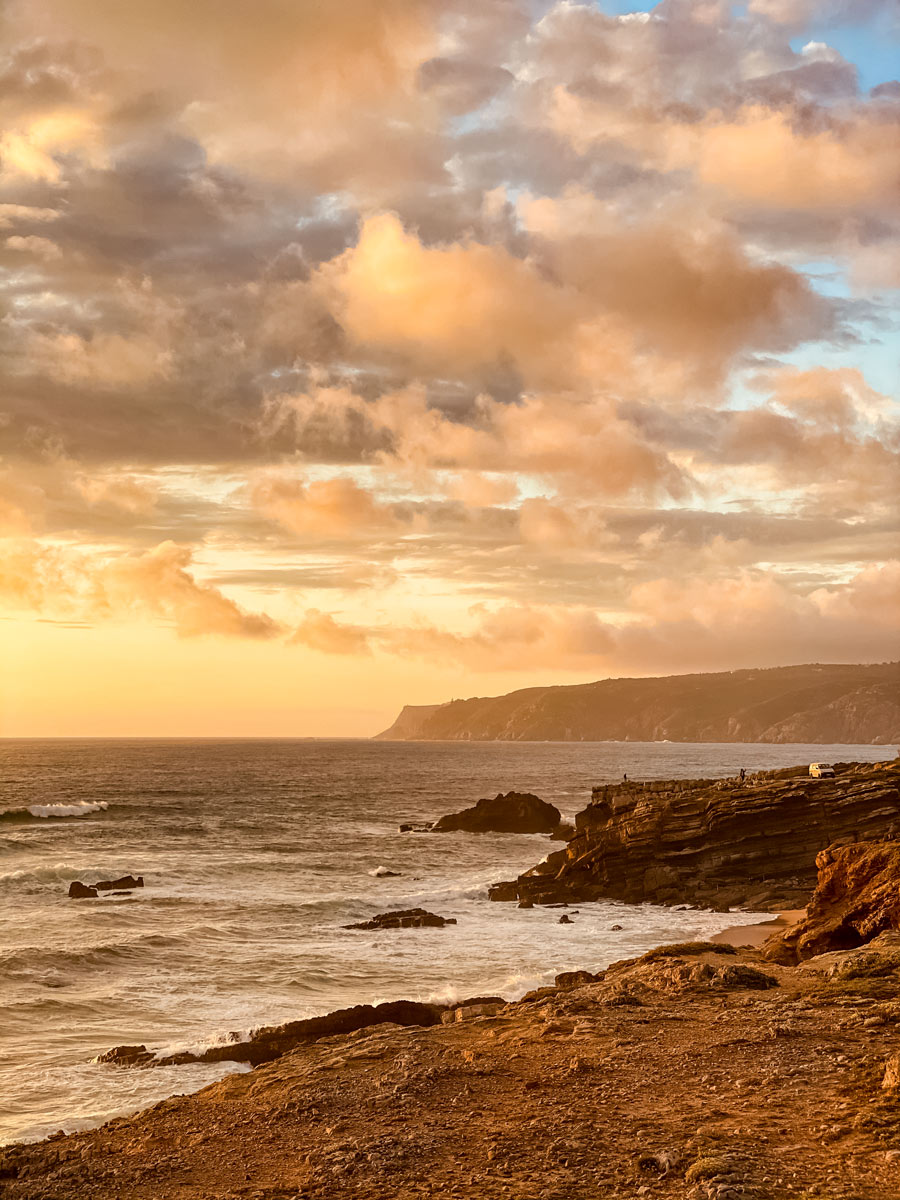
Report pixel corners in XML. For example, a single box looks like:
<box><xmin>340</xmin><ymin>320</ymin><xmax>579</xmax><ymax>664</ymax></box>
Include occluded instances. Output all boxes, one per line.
<box><xmin>489</xmin><ymin>760</ymin><xmax>900</xmax><ymax>911</ymax></box>
<box><xmin>375</xmin><ymin>662</ymin><xmax>900</xmax><ymax>743</ymax></box>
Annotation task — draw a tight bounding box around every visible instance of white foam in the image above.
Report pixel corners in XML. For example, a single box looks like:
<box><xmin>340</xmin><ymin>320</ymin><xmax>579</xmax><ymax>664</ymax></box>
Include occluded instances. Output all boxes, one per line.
<box><xmin>26</xmin><ymin>802</ymin><xmax>109</xmax><ymax>820</ymax></box>
<box><xmin>368</xmin><ymin>866</ymin><xmax>398</xmax><ymax>878</ymax></box>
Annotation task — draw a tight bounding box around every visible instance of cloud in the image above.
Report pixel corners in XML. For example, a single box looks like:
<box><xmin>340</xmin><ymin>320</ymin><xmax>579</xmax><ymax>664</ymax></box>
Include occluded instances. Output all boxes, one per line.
<box><xmin>250</xmin><ymin>473</ymin><xmax>404</xmax><ymax>538</ymax></box>
<box><xmin>0</xmin><ymin>539</ymin><xmax>281</xmax><ymax>638</ymax></box>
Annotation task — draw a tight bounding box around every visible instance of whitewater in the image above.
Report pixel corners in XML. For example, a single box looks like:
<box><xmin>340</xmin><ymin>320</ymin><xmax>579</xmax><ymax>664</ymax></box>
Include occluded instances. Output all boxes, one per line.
<box><xmin>0</xmin><ymin>737</ymin><xmax>889</xmax><ymax>1146</ymax></box>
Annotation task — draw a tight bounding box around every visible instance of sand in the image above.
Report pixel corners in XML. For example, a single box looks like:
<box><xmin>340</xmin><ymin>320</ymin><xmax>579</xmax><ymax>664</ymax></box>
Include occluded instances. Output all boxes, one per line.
<box><xmin>711</xmin><ymin>908</ymin><xmax>807</xmax><ymax>949</ymax></box>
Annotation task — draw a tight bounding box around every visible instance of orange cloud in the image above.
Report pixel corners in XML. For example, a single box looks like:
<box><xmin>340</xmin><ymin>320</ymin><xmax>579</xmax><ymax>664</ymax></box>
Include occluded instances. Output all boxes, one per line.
<box><xmin>0</xmin><ymin>540</ymin><xmax>281</xmax><ymax>639</ymax></box>
<box><xmin>250</xmin><ymin>474</ymin><xmax>403</xmax><ymax>538</ymax></box>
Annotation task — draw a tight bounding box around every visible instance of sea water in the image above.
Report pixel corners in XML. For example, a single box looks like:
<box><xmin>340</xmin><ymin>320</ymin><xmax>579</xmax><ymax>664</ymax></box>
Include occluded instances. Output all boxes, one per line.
<box><xmin>0</xmin><ymin>737</ymin><xmax>888</xmax><ymax>1145</ymax></box>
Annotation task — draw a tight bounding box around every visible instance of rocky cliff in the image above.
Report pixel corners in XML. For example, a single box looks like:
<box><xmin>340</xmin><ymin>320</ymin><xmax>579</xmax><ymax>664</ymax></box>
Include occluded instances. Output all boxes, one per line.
<box><xmin>374</xmin><ymin>662</ymin><xmax>900</xmax><ymax>743</ymax></box>
<box><xmin>764</xmin><ymin>840</ymin><xmax>900</xmax><ymax>963</ymax></box>
<box><xmin>489</xmin><ymin>760</ymin><xmax>900</xmax><ymax>911</ymax></box>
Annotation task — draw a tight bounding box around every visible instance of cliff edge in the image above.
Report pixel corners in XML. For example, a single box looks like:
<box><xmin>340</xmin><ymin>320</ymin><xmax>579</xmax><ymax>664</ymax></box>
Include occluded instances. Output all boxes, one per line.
<box><xmin>488</xmin><ymin>759</ymin><xmax>900</xmax><ymax>911</ymax></box>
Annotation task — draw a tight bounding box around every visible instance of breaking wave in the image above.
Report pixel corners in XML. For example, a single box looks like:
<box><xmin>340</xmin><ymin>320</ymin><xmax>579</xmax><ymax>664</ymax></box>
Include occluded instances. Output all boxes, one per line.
<box><xmin>0</xmin><ymin>802</ymin><xmax>109</xmax><ymax>824</ymax></box>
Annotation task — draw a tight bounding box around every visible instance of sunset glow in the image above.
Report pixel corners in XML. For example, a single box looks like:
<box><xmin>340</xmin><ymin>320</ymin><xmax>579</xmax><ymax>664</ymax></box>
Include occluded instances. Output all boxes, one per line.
<box><xmin>1</xmin><ymin>0</ymin><xmax>898</xmax><ymax>735</ymax></box>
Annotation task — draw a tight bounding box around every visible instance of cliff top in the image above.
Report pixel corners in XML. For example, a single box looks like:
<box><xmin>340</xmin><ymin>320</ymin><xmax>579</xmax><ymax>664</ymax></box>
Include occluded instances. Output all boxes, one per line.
<box><xmin>374</xmin><ymin>661</ymin><xmax>900</xmax><ymax>744</ymax></box>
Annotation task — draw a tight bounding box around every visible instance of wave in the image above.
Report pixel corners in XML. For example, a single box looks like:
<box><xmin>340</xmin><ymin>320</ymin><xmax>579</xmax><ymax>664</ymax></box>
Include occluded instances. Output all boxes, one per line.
<box><xmin>0</xmin><ymin>862</ymin><xmax>141</xmax><ymax>891</ymax></box>
<box><xmin>0</xmin><ymin>802</ymin><xmax>109</xmax><ymax>824</ymax></box>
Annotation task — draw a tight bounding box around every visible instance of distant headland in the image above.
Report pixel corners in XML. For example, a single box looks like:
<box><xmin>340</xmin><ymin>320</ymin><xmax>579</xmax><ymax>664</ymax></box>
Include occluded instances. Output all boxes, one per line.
<box><xmin>374</xmin><ymin>662</ymin><xmax>900</xmax><ymax>744</ymax></box>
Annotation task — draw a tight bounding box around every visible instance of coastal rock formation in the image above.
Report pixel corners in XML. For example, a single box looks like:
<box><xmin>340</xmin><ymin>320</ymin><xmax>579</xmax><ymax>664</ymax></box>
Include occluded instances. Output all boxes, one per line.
<box><xmin>68</xmin><ymin>874</ymin><xmax>144</xmax><ymax>898</ymax></box>
<box><xmin>9</xmin><ymin>941</ymin><xmax>900</xmax><ymax>1200</ymax></box>
<box><xmin>764</xmin><ymin>841</ymin><xmax>900</xmax><ymax>963</ymax></box>
<box><xmin>489</xmin><ymin>761</ymin><xmax>900</xmax><ymax>911</ymax></box>
<box><xmin>432</xmin><ymin>791</ymin><xmax>561</xmax><ymax>834</ymax></box>
<box><xmin>67</xmin><ymin>882</ymin><xmax>98</xmax><ymax>899</ymax></box>
<box><xmin>343</xmin><ymin>908</ymin><xmax>457</xmax><ymax>930</ymax></box>
<box><xmin>375</xmin><ymin>662</ymin><xmax>900</xmax><ymax>743</ymax></box>
<box><xmin>101</xmin><ymin>999</ymin><xmax>447</xmax><ymax>1070</ymax></box>
<box><xmin>95</xmin><ymin>875</ymin><xmax>144</xmax><ymax>891</ymax></box>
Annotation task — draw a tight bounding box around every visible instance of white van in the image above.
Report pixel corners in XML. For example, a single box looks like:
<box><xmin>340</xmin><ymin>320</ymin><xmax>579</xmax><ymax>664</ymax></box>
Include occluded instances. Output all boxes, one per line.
<box><xmin>809</xmin><ymin>763</ymin><xmax>835</xmax><ymax>778</ymax></box>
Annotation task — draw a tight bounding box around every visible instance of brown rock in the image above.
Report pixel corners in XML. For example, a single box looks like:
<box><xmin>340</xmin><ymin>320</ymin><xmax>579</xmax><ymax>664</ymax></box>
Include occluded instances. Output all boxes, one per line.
<box><xmin>68</xmin><ymin>881</ymin><xmax>99</xmax><ymax>899</ymax></box>
<box><xmin>764</xmin><ymin>840</ymin><xmax>900</xmax><ymax>963</ymax></box>
<box><xmin>343</xmin><ymin>908</ymin><xmax>457</xmax><ymax>931</ymax></box>
<box><xmin>95</xmin><ymin>875</ymin><xmax>144</xmax><ymax>891</ymax></box>
<box><xmin>432</xmin><ymin>791</ymin><xmax>561</xmax><ymax>834</ymax></box>
<box><xmin>491</xmin><ymin>762</ymin><xmax>900</xmax><ymax>910</ymax></box>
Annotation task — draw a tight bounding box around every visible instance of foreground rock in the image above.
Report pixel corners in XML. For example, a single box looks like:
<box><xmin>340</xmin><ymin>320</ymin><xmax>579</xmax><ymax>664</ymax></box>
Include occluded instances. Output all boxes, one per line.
<box><xmin>7</xmin><ymin>939</ymin><xmax>900</xmax><ymax>1200</ymax></box>
<box><xmin>344</xmin><ymin>908</ymin><xmax>457</xmax><ymax>931</ymax></box>
<box><xmin>432</xmin><ymin>791</ymin><xmax>561</xmax><ymax>834</ymax></box>
<box><xmin>489</xmin><ymin>760</ymin><xmax>900</xmax><ymax>910</ymax></box>
<box><xmin>765</xmin><ymin>840</ymin><xmax>900</xmax><ymax>963</ymax></box>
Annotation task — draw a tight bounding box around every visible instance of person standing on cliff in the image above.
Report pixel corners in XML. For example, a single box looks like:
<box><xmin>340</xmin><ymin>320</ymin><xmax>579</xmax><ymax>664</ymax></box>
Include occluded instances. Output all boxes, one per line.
<box><xmin>739</xmin><ymin>768</ymin><xmax>746</xmax><ymax>783</ymax></box>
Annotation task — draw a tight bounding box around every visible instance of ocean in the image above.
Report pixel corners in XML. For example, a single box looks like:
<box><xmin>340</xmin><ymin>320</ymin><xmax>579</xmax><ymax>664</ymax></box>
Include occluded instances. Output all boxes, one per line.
<box><xmin>0</xmin><ymin>737</ymin><xmax>889</xmax><ymax>1146</ymax></box>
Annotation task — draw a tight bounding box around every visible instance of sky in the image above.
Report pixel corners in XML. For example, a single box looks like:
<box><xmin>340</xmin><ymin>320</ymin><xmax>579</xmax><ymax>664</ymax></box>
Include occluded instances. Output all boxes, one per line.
<box><xmin>0</xmin><ymin>0</ymin><xmax>898</xmax><ymax>736</ymax></box>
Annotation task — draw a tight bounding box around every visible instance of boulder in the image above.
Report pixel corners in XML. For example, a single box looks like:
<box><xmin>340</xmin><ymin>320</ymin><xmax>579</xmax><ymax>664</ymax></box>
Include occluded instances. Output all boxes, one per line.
<box><xmin>344</xmin><ymin>908</ymin><xmax>457</xmax><ymax>931</ymax></box>
<box><xmin>714</xmin><ymin>964</ymin><xmax>778</xmax><ymax>990</ymax></box>
<box><xmin>68</xmin><ymin>881</ymin><xmax>99</xmax><ymax>899</ymax></box>
<box><xmin>555</xmin><ymin>969</ymin><xmax>602</xmax><ymax>989</ymax></box>
<box><xmin>95</xmin><ymin>1044</ymin><xmax>154</xmax><ymax>1068</ymax></box>
<box><xmin>432</xmin><ymin>791</ymin><xmax>561</xmax><ymax>835</ymax></box>
<box><xmin>764</xmin><ymin>841</ymin><xmax>900</xmax><ymax>964</ymax></box>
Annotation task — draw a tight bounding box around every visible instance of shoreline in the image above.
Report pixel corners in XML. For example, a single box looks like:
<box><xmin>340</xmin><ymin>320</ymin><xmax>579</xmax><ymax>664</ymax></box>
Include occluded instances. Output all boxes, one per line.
<box><xmin>712</xmin><ymin>908</ymin><xmax>806</xmax><ymax>949</ymax></box>
<box><xmin>5</xmin><ymin>935</ymin><xmax>900</xmax><ymax>1199</ymax></box>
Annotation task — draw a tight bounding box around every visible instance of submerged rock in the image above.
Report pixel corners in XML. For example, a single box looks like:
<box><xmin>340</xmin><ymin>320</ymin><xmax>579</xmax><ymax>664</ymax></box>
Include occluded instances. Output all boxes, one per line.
<box><xmin>68</xmin><ymin>874</ymin><xmax>144</xmax><ymax>898</ymax></box>
<box><xmin>95</xmin><ymin>875</ymin><xmax>144</xmax><ymax>891</ymax></box>
<box><xmin>432</xmin><ymin>791</ymin><xmax>561</xmax><ymax>835</ymax></box>
<box><xmin>344</xmin><ymin>908</ymin><xmax>457</xmax><ymax>931</ymax></box>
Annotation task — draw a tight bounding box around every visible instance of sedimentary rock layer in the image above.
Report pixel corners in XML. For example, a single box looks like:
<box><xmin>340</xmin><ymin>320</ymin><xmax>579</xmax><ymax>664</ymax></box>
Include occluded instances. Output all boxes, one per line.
<box><xmin>489</xmin><ymin>760</ymin><xmax>900</xmax><ymax>910</ymax></box>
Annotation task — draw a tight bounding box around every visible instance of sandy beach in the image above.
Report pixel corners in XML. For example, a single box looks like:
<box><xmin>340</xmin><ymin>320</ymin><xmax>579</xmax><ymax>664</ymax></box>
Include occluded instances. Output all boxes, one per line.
<box><xmin>712</xmin><ymin>909</ymin><xmax>807</xmax><ymax>949</ymax></box>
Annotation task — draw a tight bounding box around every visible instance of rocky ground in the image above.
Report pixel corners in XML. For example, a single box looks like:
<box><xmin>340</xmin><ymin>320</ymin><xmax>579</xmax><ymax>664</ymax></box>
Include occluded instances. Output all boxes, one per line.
<box><xmin>4</xmin><ymin>936</ymin><xmax>900</xmax><ymax>1200</ymax></box>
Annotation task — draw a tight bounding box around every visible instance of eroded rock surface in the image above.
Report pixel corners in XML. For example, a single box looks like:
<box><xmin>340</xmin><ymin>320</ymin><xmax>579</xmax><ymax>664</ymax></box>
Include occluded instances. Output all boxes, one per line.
<box><xmin>490</xmin><ymin>760</ymin><xmax>900</xmax><ymax>910</ymax></box>
<box><xmin>765</xmin><ymin>841</ymin><xmax>900</xmax><ymax>963</ymax></box>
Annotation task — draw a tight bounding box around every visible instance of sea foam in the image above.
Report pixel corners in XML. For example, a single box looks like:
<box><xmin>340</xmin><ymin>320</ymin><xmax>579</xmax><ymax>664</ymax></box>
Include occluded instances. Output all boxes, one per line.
<box><xmin>0</xmin><ymin>802</ymin><xmax>109</xmax><ymax>823</ymax></box>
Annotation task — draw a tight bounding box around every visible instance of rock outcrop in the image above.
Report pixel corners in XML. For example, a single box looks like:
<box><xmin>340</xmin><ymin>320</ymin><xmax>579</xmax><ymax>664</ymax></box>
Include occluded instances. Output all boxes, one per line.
<box><xmin>95</xmin><ymin>874</ymin><xmax>143</xmax><ymax>891</ymax></box>
<box><xmin>68</xmin><ymin>874</ymin><xmax>144</xmax><ymax>898</ymax></box>
<box><xmin>375</xmin><ymin>662</ymin><xmax>900</xmax><ymax>743</ymax></box>
<box><xmin>344</xmin><ymin>908</ymin><xmax>457</xmax><ymax>930</ymax></box>
<box><xmin>489</xmin><ymin>760</ymin><xmax>900</xmax><ymax>910</ymax></box>
<box><xmin>102</xmin><ymin>999</ymin><xmax>447</xmax><ymax>1069</ymax></box>
<box><xmin>67</xmin><ymin>881</ymin><xmax>99</xmax><ymax>899</ymax></box>
<box><xmin>764</xmin><ymin>841</ymin><xmax>900</xmax><ymax>963</ymax></box>
<box><xmin>432</xmin><ymin>791</ymin><xmax>561</xmax><ymax>834</ymax></box>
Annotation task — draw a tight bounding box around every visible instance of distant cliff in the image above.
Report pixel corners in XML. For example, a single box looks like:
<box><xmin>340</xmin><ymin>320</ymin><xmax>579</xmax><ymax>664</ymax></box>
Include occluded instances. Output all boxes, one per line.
<box><xmin>375</xmin><ymin>704</ymin><xmax>446</xmax><ymax>740</ymax></box>
<box><xmin>374</xmin><ymin>663</ymin><xmax>900</xmax><ymax>744</ymax></box>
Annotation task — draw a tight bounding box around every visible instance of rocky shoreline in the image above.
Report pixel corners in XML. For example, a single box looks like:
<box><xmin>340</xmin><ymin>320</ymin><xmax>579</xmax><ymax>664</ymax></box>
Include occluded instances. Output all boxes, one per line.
<box><xmin>489</xmin><ymin>760</ymin><xmax>900</xmax><ymax>911</ymax></box>
<box><xmin>4</xmin><ymin>917</ymin><xmax>900</xmax><ymax>1199</ymax></box>
<box><xmin>4</xmin><ymin>762</ymin><xmax>900</xmax><ymax>1199</ymax></box>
